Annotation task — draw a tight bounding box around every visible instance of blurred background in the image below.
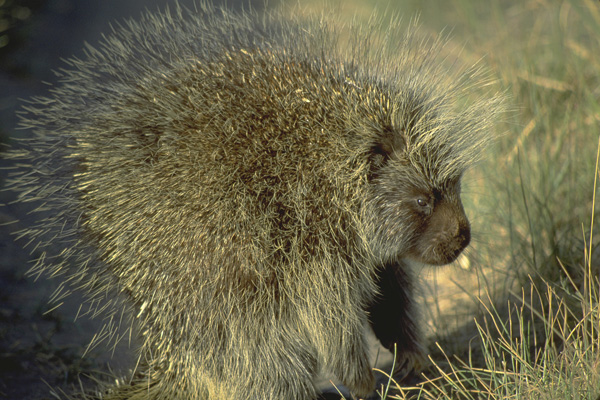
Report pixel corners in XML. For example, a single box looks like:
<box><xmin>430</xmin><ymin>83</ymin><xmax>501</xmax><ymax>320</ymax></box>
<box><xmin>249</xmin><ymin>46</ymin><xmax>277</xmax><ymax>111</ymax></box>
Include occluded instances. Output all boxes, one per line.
<box><xmin>1</xmin><ymin>0</ymin><xmax>599</xmax><ymax>399</ymax></box>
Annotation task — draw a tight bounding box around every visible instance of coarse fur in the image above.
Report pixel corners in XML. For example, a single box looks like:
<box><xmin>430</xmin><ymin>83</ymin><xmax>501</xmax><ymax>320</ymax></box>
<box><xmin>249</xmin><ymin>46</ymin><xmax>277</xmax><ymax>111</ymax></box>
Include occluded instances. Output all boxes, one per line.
<box><xmin>4</xmin><ymin>2</ymin><xmax>503</xmax><ymax>399</ymax></box>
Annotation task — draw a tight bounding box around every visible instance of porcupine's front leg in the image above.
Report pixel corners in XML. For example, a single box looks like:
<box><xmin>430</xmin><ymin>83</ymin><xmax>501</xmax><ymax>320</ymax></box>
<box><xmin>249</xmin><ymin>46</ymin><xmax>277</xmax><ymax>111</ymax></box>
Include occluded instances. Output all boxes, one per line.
<box><xmin>368</xmin><ymin>261</ymin><xmax>426</xmax><ymax>381</ymax></box>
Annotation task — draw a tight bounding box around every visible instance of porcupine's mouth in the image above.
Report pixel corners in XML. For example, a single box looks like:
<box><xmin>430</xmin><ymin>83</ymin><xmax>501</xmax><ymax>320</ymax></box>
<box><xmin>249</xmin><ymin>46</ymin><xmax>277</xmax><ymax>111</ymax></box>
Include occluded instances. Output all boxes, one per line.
<box><xmin>406</xmin><ymin>228</ymin><xmax>471</xmax><ymax>266</ymax></box>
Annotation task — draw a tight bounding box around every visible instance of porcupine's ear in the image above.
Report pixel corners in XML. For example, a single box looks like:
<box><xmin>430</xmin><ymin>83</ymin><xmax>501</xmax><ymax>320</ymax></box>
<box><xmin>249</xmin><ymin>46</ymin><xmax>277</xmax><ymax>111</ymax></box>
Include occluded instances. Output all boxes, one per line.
<box><xmin>369</xmin><ymin>127</ymin><xmax>407</xmax><ymax>171</ymax></box>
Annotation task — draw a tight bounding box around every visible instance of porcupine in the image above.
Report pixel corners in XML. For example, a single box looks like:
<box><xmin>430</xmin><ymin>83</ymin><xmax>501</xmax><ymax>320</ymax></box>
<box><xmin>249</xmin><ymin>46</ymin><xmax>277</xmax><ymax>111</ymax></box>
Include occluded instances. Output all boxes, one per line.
<box><xmin>4</xmin><ymin>2</ymin><xmax>503</xmax><ymax>399</ymax></box>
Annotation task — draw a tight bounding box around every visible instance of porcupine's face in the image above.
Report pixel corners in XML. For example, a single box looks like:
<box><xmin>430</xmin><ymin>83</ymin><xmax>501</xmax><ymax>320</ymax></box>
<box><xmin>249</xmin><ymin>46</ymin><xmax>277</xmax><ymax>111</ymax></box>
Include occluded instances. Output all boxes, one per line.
<box><xmin>400</xmin><ymin>176</ymin><xmax>471</xmax><ymax>266</ymax></box>
<box><xmin>368</xmin><ymin>133</ymin><xmax>471</xmax><ymax>266</ymax></box>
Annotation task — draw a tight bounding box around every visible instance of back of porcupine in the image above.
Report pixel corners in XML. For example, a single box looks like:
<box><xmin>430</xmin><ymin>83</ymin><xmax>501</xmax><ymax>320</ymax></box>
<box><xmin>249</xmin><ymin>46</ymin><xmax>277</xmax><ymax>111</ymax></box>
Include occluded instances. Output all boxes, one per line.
<box><xmin>5</xmin><ymin>3</ymin><xmax>503</xmax><ymax>399</ymax></box>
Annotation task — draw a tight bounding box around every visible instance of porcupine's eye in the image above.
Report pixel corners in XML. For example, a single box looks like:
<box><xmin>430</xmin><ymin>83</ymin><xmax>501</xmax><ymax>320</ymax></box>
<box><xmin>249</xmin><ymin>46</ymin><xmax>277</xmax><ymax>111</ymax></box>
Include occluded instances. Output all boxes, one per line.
<box><xmin>415</xmin><ymin>196</ymin><xmax>433</xmax><ymax>215</ymax></box>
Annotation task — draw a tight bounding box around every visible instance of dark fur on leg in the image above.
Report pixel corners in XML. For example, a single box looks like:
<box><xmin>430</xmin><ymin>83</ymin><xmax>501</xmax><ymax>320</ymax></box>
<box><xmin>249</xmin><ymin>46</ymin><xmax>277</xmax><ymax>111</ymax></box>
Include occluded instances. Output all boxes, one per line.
<box><xmin>368</xmin><ymin>261</ymin><xmax>426</xmax><ymax>382</ymax></box>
